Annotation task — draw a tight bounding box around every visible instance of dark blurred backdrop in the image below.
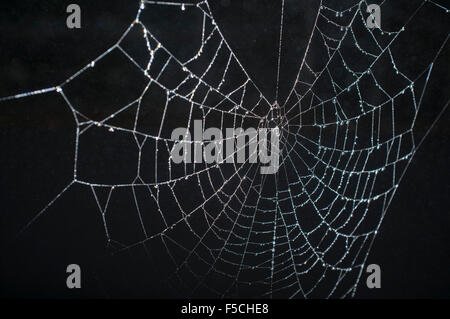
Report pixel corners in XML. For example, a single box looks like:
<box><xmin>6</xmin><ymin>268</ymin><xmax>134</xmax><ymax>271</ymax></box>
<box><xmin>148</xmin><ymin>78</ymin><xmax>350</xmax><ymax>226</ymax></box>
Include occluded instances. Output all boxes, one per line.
<box><xmin>0</xmin><ymin>0</ymin><xmax>449</xmax><ymax>298</ymax></box>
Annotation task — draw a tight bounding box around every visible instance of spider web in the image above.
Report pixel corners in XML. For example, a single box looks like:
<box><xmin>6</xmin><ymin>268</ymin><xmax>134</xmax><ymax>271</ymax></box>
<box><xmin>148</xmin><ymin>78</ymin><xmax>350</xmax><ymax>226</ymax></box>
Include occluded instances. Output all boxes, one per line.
<box><xmin>1</xmin><ymin>0</ymin><xmax>449</xmax><ymax>298</ymax></box>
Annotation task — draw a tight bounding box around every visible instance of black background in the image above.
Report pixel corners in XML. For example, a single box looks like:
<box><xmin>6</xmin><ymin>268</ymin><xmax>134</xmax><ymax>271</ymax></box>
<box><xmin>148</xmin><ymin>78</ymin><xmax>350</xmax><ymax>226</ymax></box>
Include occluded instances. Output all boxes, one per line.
<box><xmin>0</xmin><ymin>0</ymin><xmax>449</xmax><ymax>299</ymax></box>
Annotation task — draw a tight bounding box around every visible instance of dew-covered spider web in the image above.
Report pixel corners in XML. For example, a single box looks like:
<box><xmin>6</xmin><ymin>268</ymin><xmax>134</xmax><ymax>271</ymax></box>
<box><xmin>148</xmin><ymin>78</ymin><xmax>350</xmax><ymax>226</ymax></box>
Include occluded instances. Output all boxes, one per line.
<box><xmin>1</xmin><ymin>0</ymin><xmax>449</xmax><ymax>298</ymax></box>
